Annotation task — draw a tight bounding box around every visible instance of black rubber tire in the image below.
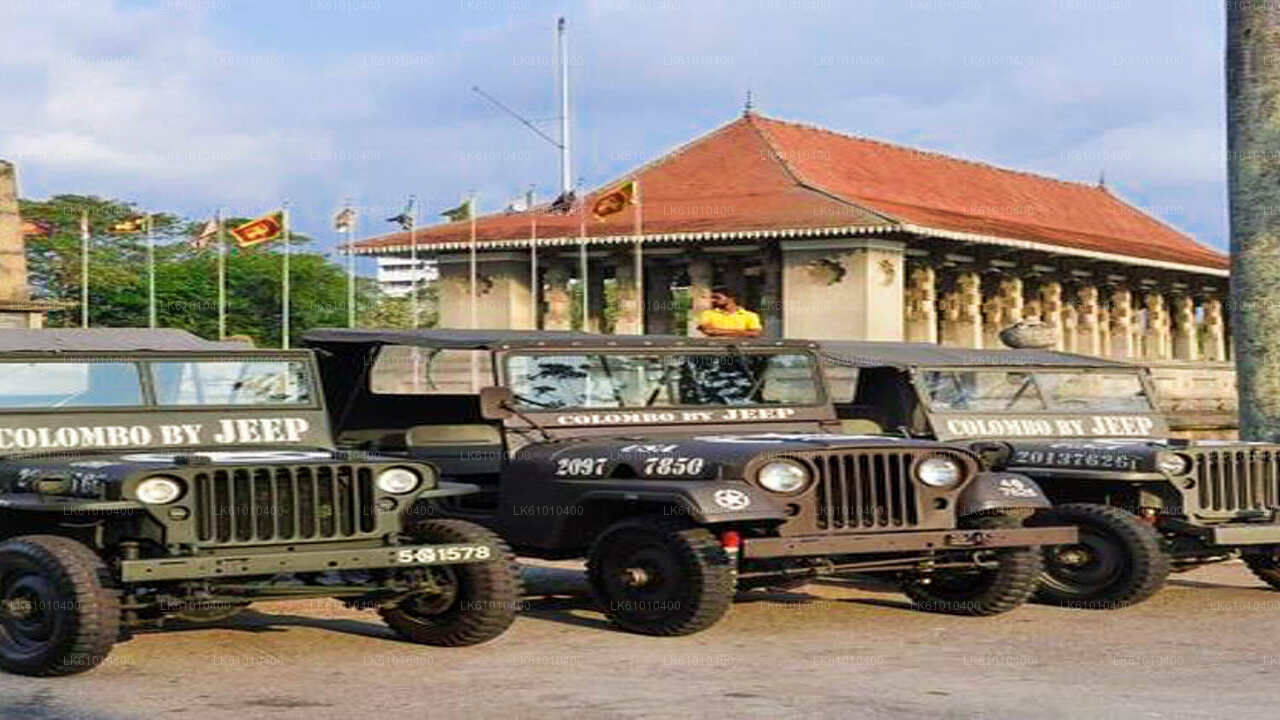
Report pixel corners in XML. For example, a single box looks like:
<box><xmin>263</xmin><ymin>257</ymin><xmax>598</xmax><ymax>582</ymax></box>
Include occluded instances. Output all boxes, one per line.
<box><xmin>0</xmin><ymin>535</ymin><xmax>120</xmax><ymax>676</ymax></box>
<box><xmin>587</xmin><ymin>515</ymin><xmax>735</xmax><ymax>636</ymax></box>
<box><xmin>1243</xmin><ymin>550</ymin><xmax>1280</xmax><ymax>590</ymax></box>
<box><xmin>379</xmin><ymin>520</ymin><xmax>521</xmax><ymax>647</ymax></box>
<box><xmin>1033</xmin><ymin>503</ymin><xmax>1170</xmax><ymax>609</ymax></box>
<box><xmin>900</xmin><ymin>514</ymin><xmax>1042</xmax><ymax>616</ymax></box>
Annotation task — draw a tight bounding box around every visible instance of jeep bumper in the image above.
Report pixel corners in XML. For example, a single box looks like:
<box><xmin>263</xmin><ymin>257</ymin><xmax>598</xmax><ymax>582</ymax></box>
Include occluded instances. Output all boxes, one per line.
<box><xmin>1207</xmin><ymin>524</ymin><xmax>1280</xmax><ymax>546</ymax></box>
<box><xmin>741</xmin><ymin>526</ymin><xmax>1077</xmax><ymax>559</ymax></box>
<box><xmin>120</xmin><ymin>542</ymin><xmax>498</xmax><ymax>582</ymax></box>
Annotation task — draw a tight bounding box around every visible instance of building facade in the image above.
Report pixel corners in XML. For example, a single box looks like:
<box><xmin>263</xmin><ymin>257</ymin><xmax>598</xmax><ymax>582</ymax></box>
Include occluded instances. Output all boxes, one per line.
<box><xmin>350</xmin><ymin>113</ymin><xmax>1229</xmax><ymax>363</ymax></box>
<box><xmin>375</xmin><ymin>257</ymin><xmax>439</xmax><ymax>298</ymax></box>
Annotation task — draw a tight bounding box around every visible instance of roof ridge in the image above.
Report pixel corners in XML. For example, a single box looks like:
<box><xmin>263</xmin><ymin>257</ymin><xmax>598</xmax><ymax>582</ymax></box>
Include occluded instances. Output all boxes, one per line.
<box><xmin>749</xmin><ymin>112</ymin><xmax>1116</xmax><ymax>194</ymax></box>
<box><xmin>744</xmin><ymin>113</ymin><xmax>901</xmax><ymax>225</ymax></box>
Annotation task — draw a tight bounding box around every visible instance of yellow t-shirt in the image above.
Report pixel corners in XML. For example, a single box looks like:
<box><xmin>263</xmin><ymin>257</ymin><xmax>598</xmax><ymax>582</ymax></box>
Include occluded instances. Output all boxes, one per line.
<box><xmin>698</xmin><ymin>308</ymin><xmax>762</xmax><ymax>333</ymax></box>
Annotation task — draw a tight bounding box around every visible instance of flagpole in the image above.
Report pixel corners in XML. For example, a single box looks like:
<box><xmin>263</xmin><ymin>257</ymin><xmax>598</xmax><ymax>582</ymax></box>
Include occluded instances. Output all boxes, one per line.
<box><xmin>578</xmin><ymin>181</ymin><xmax>587</xmax><ymax>331</ymax></box>
<box><xmin>146</xmin><ymin>213</ymin><xmax>156</xmax><ymax>328</ymax></box>
<box><xmin>80</xmin><ymin>210</ymin><xmax>89</xmax><ymax>329</ymax></box>
<box><xmin>529</xmin><ymin>187</ymin><xmax>538</xmax><ymax>329</ymax></box>
<box><xmin>469</xmin><ymin>193</ymin><xmax>479</xmax><ymax>392</ymax></box>
<box><xmin>469</xmin><ymin>193</ymin><xmax>478</xmax><ymax>330</ymax></box>
<box><xmin>410</xmin><ymin>195</ymin><xmax>419</xmax><ymax>329</ymax></box>
<box><xmin>217</xmin><ymin>209</ymin><xmax>226</xmax><ymax>340</ymax></box>
<box><xmin>282</xmin><ymin>202</ymin><xmax>291</xmax><ymax>349</ymax></box>
<box><xmin>345</xmin><ymin>200</ymin><xmax>356</xmax><ymax>329</ymax></box>
<box><xmin>633</xmin><ymin>178</ymin><xmax>643</xmax><ymax>334</ymax></box>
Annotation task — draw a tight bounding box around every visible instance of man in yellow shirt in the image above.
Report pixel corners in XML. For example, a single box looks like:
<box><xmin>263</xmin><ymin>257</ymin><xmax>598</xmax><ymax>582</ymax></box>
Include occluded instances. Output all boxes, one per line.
<box><xmin>696</xmin><ymin>286</ymin><xmax>763</xmax><ymax>337</ymax></box>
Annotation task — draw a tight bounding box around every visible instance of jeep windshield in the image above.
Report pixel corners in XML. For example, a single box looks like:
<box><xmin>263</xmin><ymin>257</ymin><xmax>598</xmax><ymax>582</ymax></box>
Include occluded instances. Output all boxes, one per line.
<box><xmin>0</xmin><ymin>359</ymin><xmax>312</xmax><ymax>409</ymax></box>
<box><xmin>920</xmin><ymin>369</ymin><xmax>1156</xmax><ymax>413</ymax></box>
<box><xmin>504</xmin><ymin>351</ymin><xmax>822</xmax><ymax>410</ymax></box>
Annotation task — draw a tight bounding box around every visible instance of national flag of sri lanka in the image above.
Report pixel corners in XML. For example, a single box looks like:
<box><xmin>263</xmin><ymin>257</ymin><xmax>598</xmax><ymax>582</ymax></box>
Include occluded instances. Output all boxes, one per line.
<box><xmin>108</xmin><ymin>216</ymin><xmax>147</xmax><ymax>233</ymax></box>
<box><xmin>20</xmin><ymin>219</ymin><xmax>53</xmax><ymax>237</ymax></box>
<box><xmin>591</xmin><ymin>180</ymin><xmax>636</xmax><ymax>221</ymax></box>
<box><xmin>231</xmin><ymin>211</ymin><xmax>284</xmax><ymax>248</ymax></box>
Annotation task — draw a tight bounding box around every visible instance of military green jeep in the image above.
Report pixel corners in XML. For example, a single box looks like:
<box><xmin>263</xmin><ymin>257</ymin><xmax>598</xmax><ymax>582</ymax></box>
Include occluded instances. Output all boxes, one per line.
<box><xmin>0</xmin><ymin>330</ymin><xmax>520</xmax><ymax>676</ymax></box>
<box><xmin>819</xmin><ymin>340</ymin><xmax>1280</xmax><ymax>609</ymax></box>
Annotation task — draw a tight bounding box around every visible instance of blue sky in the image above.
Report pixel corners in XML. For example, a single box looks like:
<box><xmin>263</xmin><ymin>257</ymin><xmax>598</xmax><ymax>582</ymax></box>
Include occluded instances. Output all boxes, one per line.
<box><xmin>2</xmin><ymin>0</ymin><xmax>1226</xmax><ymax>272</ymax></box>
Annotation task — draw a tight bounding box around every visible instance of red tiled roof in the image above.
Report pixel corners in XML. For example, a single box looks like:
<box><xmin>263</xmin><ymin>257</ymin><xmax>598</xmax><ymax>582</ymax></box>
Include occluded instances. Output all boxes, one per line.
<box><xmin>353</xmin><ymin>113</ymin><xmax>1227</xmax><ymax>272</ymax></box>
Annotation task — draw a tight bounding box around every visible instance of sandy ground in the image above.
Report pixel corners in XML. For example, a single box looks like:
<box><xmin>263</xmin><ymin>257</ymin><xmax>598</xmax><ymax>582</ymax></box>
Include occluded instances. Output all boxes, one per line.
<box><xmin>3</xmin><ymin>561</ymin><xmax>1278</xmax><ymax>720</ymax></box>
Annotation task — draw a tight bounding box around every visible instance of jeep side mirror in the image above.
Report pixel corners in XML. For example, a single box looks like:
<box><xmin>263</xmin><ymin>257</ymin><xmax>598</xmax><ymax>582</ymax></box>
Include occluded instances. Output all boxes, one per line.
<box><xmin>479</xmin><ymin>386</ymin><xmax>514</xmax><ymax>420</ymax></box>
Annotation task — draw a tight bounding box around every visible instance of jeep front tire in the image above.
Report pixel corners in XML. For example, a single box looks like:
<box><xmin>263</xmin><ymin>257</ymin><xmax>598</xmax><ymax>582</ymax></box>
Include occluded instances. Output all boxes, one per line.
<box><xmin>900</xmin><ymin>513</ymin><xmax>1042</xmax><ymax>616</ymax></box>
<box><xmin>587</xmin><ymin>515</ymin><xmax>735</xmax><ymax>636</ymax></box>
<box><xmin>379</xmin><ymin>519</ymin><xmax>521</xmax><ymax>647</ymax></box>
<box><xmin>1033</xmin><ymin>503</ymin><xmax>1170</xmax><ymax>609</ymax></box>
<box><xmin>0</xmin><ymin>535</ymin><xmax>120</xmax><ymax>676</ymax></box>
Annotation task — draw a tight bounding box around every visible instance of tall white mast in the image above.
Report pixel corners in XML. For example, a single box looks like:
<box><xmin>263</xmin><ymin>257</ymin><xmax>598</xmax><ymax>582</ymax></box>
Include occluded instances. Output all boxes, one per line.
<box><xmin>557</xmin><ymin>17</ymin><xmax>572</xmax><ymax>196</ymax></box>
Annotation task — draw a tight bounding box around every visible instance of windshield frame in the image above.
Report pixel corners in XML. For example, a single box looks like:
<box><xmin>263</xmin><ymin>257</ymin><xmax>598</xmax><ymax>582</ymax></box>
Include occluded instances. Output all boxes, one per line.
<box><xmin>910</xmin><ymin>365</ymin><xmax>1159</xmax><ymax>415</ymax></box>
<box><xmin>497</xmin><ymin>347</ymin><xmax>831</xmax><ymax>413</ymax></box>
<box><xmin>0</xmin><ymin>352</ymin><xmax>323</xmax><ymax>415</ymax></box>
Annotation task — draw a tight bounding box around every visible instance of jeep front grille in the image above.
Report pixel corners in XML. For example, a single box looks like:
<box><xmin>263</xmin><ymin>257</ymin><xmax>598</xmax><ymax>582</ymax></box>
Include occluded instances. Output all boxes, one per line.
<box><xmin>193</xmin><ymin>466</ymin><xmax>377</xmax><ymax>545</ymax></box>
<box><xmin>1192</xmin><ymin>449</ymin><xmax>1280</xmax><ymax>517</ymax></box>
<box><xmin>776</xmin><ymin>451</ymin><xmax>926</xmax><ymax>534</ymax></box>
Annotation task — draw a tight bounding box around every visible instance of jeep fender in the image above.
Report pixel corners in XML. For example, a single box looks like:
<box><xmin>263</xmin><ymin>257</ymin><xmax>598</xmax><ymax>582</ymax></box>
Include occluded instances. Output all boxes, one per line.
<box><xmin>957</xmin><ymin>472</ymin><xmax>1052</xmax><ymax>518</ymax></box>
<box><xmin>577</xmin><ymin>481</ymin><xmax>788</xmax><ymax>525</ymax></box>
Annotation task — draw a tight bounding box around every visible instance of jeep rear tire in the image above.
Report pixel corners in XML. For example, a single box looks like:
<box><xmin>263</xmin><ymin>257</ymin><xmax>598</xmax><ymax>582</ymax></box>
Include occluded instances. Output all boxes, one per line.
<box><xmin>1034</xmin><ymin>503</ymin><xmax>1170</xmax><ymax>609</ymax></box>
<box><xmin>900</xmin><ymin>513</ymin><xmax>1042</xmax><ymax>616</ymax></box>
<box><xmin>1243</xmin><ymin>550</ymin><xmax>1280</xmax><ymax>590</ymax></box>
<box><xmin>587</xmin><ymin>515</ymin><xmax>735</xmax><ymax>636</ymax></box>
<box><xmin>0</xmin><ymin>535</ymin><xmax>120</xmax><ymax>676</ymax></box>
<box><xmin>379</xmin><ymin>520</ymin><xmax>521</xmax><ymax>647</ymax></box>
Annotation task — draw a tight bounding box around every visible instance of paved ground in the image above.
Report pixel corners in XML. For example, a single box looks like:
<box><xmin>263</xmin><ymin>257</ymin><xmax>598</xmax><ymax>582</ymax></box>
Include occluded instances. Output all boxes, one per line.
<box><xmin>3</xmin><ymin>561</ymin><xmax>1278</xmax><ymax>720</ymax></box>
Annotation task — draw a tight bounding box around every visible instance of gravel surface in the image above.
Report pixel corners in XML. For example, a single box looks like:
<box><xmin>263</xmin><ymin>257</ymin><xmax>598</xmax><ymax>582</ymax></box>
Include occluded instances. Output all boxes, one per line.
<box><xmin>2</xmin><ymin>561</ymin><xmax>1277</xmax><ymax>720</ymax></box>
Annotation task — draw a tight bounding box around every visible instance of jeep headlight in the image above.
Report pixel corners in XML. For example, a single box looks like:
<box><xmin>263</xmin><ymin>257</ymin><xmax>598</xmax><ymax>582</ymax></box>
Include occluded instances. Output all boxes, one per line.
<box><xmin>377</xmin><ymin>467</ymin><xmax>421</xmax><ymax>494</ymax></box>
<box><xmin>916</xmin><ymin>456</ymin><xmax>963</xmax><ymax>488</ymax></box>
<box><xmin>757</xmin><ymin>459</ymin><xmax>810</xmax><ymax>494</ymax></box>
<box><xmin>136</xmin><ymin>476</ymin><xmax>185</xmax><ymax>505</ymax></box>
<box><xmin>1157</xmin><ymin>453</ymin><xmax>1191</xmax><ymax>476</ymax></box>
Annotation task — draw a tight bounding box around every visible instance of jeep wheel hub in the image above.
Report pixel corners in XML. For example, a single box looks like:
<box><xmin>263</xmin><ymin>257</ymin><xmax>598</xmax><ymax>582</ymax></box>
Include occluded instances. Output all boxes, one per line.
<box><xmin>621</xmin><ymin>567</ymin><xmax>652</xmax><ymax>587</ymax></box>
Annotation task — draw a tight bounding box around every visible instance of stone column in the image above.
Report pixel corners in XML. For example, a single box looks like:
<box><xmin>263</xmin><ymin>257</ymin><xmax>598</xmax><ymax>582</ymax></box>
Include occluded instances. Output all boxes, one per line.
<box><xmin>759</xmin><ymin>243</ymin><xmax>782</xmax><ymax>337</ymax></box>
<box><xmin>1144</xmin><ymin>292</ymin><xmax>1171</xmax><ymax>360</ymax></box>
<box><xmin>904</xmin><ymin>264</ymin><xmax>937</xmax><ymax>343</ymax></box>
<box><xmin>543</xmin><ymin>260</ymin><xmax>572</xmax><ymax>330</ymax></box>
<box><xmin>780</xmin><ymin>238</ymin><xmax>905</xmax><ymax>340</ymax></box>
<box><xmin>586</xmin><ymin>262</ymin><xmax>606</xmax><ymax>332</ymax></box>
<box><xmin>983</xmin><ymin>277</ymin><xmax>1023</xmax><ymax>348</ymax></box>
<box><xmin>1075</xmin><ymin>285</ymin><xmax>1103</xmax><ymax>356</ymax></box>
<box><xmin>1040</xmin><ymin>281</ymin><xmax>1065</xmax><ymax>351</ymax></box>
<box><xmin>1172</xmin><ymin>295</ymin><xmax>1198</xmax><ymax>361</ymax></box>
<box><xmin>1203</xmin><ymin>296</ymin><xmax>1228</xmax><ymax>361</ymax></box>
<box><xmin>940</xmin><ymin>271</ymin><xmax>983</xmax><ymax>348</ymax></box>
<box><xmin>1062</xmin><ymin>302</ymin><xmax>1079</xmax><ymax>353</ymax></box>
<box><xmin>687</xmin><ymin>255</ymin><xmax>713</xmax><ymax>336</ymax></box>
<box><xmin>1109</xmin><ymin>288</ymin><xmax>1136</xmax><ymax>358</ymax></box>
<box><xmin>436</xmin><ymin>252</ymin><xmax>533</xmax><ymax>329</ymax></box>
<box><xmin>613</xmin><ymin>249</ymin><xmax>643</xmax><ymax>335</ymax></box>
<box><xmin>644</xmin><ymin>261</ymin><xmax>674</xmax><ymax>335</ymax></box>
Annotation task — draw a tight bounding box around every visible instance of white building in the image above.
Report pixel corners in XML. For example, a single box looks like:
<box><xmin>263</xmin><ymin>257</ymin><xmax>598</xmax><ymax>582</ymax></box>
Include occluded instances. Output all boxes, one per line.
<box><xmin>375</xmin><ymin>257</ymin><xmax>439</xmax><ymax>297</ymax></box>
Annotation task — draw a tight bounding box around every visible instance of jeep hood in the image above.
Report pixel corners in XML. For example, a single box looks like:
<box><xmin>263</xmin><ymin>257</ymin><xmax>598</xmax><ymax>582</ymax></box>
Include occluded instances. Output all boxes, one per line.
<box><xmin>515</xmin><ymin>433</ymin><xmax>958</xmax><ymax>480</ymax></box>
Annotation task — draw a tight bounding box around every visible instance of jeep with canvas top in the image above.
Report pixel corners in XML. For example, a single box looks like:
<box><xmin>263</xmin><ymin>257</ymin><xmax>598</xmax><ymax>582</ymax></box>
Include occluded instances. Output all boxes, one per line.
<box><xmin>819</xmin><ymin>339</ymin><xmax>1280</xmax><ymax>608</ymax></box>
<box><xmin>303</xmin><ymin>328</ymin><xmax>1076</xmax><ymax>636</ymax></box>
<box><xmin>0</xmin><ymin>329</ymin><xmax>520</xmax><ymax>676</ymax></box>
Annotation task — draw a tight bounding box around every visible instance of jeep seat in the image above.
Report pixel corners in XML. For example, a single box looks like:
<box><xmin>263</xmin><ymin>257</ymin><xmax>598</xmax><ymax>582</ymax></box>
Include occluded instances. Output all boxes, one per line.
<box><xmin>404</xmin><ymin>424</ymin><xmax>505</xmax><ymax>477</ymax></box>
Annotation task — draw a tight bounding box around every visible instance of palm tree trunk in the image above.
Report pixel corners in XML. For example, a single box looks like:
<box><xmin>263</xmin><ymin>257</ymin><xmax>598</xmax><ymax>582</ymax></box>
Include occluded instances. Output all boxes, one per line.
<box><xmin>1227</xmin><ymin>2</ymin><xmax>1280</xmax><ymax>441</ymax></box>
